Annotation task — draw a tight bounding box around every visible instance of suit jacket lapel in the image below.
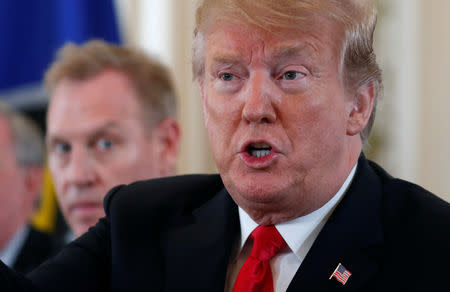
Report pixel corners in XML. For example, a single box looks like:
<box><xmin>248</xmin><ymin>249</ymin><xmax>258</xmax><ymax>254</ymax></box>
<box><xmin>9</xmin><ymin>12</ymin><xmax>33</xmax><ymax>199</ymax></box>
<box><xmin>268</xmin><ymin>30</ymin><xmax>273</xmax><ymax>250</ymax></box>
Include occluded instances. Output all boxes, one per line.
<box><xmin>161</xmin><ymin>188</ymin><xmax>239</xmax><ymax>292</ymax></box>
<box><xmin>287</xmin><ymin>156</ymin><xmax>384</xmax><ymax>291</ymax></box>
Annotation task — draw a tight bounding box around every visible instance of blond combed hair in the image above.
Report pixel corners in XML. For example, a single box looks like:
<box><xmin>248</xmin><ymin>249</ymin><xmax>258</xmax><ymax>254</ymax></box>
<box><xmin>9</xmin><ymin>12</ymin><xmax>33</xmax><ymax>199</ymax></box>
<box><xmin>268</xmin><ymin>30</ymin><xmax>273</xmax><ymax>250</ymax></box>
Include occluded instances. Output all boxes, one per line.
<box><xmin>193</xmin><ymin>0</ymin><xmax>382</xmax><ymax>144</ymax></box>
<box><xmin>45</xmin><ymin>40</ymin><xmax>177</xmax><ymax>127</ymax></box>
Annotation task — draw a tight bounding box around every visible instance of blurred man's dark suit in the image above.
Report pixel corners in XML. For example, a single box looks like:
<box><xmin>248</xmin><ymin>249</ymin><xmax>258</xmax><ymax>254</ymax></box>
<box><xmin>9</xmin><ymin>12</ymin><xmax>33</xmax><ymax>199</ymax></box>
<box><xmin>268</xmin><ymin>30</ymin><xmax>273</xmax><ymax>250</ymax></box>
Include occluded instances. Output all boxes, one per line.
<box><xmin>1</xmin><ymin>155</ymin><xmax>450</xmax><ymax>291</ymax></box>
<box><xmin>11</xmin><ymin>225</ymin><xmax>59</xmax><ymax>275</ymax></box>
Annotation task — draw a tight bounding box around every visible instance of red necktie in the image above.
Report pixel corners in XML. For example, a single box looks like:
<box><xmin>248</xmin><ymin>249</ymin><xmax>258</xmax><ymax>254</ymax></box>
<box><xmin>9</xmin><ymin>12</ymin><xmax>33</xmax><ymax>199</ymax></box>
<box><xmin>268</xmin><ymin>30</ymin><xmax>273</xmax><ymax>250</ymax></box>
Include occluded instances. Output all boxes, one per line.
<box><xmin>233</xmin><ymin>225</ymin><xmax>287</xmax><ymax>292</ymax></box>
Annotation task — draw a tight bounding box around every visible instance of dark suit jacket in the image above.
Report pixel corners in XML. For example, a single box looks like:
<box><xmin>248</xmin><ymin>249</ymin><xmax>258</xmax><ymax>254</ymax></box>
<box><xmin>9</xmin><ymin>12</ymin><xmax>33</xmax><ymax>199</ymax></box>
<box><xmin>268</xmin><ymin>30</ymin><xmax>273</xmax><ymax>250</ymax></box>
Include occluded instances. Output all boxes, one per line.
<box><xmin>1</xmin><ymin>155</ymin><xmax>450</xmax><ymax>291</ymax></box>
<box><xmin>12</xmin><ymin>226</ymin><xmax>59</xmax><ymax>275</ymax></box>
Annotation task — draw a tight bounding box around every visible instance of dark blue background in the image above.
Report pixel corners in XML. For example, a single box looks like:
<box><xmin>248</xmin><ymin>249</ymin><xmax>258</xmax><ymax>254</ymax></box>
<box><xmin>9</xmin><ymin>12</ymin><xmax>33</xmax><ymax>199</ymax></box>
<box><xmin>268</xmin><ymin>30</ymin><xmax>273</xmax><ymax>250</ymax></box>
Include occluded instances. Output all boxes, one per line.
<box><xmin>0</xmin><ymin>0</ymin><xmax>121</xmax><ymax>90</ymax></box>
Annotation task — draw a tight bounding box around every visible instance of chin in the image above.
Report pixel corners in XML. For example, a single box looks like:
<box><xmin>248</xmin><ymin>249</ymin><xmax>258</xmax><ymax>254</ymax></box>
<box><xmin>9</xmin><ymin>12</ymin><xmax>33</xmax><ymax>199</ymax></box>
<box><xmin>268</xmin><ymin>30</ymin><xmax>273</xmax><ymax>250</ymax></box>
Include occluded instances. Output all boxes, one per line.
<box><xmin>73</xmin><ymin>221</ymin><xmax>95</xmax><ymax>237</ymax></box>
<box><xmin>225</xmin><ymin>174</ymin><xmax>287</xmax><ymax>205</ymax></box>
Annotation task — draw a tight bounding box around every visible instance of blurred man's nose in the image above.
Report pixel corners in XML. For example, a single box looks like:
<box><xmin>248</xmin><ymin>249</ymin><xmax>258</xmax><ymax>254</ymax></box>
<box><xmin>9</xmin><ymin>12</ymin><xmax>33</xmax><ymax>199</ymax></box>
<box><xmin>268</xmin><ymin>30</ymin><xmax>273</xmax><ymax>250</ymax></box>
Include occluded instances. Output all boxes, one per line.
<box><xmin>242</xmin><ymin>72</ymin><xmax>277</xmax><ymax>124</ymax></box>
<box><xmin>65</xmin><ymin>146</ymin><xmax>97</xmax><ymax>188</ymax></box>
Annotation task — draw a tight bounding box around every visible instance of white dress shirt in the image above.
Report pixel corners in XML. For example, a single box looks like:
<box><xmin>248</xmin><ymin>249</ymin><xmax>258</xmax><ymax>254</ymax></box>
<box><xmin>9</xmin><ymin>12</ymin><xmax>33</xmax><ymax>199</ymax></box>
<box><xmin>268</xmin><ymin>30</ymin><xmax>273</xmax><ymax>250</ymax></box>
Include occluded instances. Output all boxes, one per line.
<box><xmin>0</xmin><ymin>224</ymin><xmax>29</xmax><ymax>267</ymax></box>
<box><xmin>226</xmin><ymin>163</ymin><xmax>357</xmax><ymax>292</ymax></box>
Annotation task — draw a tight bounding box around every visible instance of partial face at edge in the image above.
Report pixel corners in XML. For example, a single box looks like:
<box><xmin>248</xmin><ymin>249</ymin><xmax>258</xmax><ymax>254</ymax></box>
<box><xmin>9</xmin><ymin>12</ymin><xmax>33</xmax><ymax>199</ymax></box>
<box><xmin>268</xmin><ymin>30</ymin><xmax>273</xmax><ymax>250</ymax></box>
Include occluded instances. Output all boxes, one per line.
<box><xmin>0</xmin><ymin>118</ymin><xmax>34</xmax><ymax>240</ymax></box>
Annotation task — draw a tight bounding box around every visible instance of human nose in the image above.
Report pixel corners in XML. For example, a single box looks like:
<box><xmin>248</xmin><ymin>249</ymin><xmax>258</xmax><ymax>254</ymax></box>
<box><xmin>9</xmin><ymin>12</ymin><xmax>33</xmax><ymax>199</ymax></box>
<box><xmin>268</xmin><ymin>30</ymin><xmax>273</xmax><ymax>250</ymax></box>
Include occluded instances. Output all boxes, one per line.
<box><xmin>242</xmin><ymin>72</ymin><xmax>277</xmax><ymax>124</ymax></box>
<box><xmin>65</xmin><ymin>146</ymin><xmax>97</xmax><ymax>188</ymax></box>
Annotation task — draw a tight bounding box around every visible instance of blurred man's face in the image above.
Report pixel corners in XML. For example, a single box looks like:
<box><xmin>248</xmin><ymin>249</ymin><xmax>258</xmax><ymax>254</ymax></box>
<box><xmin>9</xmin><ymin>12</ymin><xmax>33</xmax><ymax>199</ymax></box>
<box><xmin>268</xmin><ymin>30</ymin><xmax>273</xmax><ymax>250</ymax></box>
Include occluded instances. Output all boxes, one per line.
<box><xmin>0</xmin><ymin>118</ymin><xmax>34</xmax><ymax>248</ymax></box>
<box><xmin>47</xmin><ymin>70</ymin><xmax>170</xmax><ymax>236</ymax></box>
<box><xmin>201</xmin><ymin>15</ymin><xmax>361</xmax><ymax>222</ymax></box>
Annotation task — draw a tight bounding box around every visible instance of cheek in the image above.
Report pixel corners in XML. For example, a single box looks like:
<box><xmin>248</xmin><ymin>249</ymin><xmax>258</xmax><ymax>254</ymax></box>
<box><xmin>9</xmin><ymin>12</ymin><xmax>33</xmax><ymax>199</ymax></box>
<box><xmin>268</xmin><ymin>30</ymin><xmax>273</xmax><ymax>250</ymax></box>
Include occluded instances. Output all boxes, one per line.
<box><xmin>203</xmin><ymin>94</ymin><xmax>243</xmax><ymax>169</ymax></box>
<box><xmin>48</xmin><ymin>155</ymin><xmax>67</xmax><ymax>187</ymax></box>
<box><xmin>204</xmin><ymin>96</ymin><xmax>224</xmax><ymax>137</ymax></box>
<box><xmin>204</xmin><ymin>91</ymin><xmax>222</xmax><ymax>125</ymax></box>
<box><xmin>285</xmin><ymin>95</ymin><xmax>346</xmax><ymax>148</ymax></box>
<box><xmin>0</xmin><ymin>174</ymin><xmax>14</xmax><ymax>192</ymax></box>
<box><xmin>205</xmin><ymin>98</ymin><xmax>242</xmax><ymax>153</ymax></box>
<box><xmin>0</xmin><ymin>180</ymin><xmax>19</xmax><ymax>205</ymax></box>
<box><xmin>48</xmin><ymin>158</ymin><xmax>59</xmax><ymax>179</ymax></box>
<box><xmin>204</xmin><ymin>87</ymin><xmax>242</xmax><ymax>130</ymax></box>
<box><xmin>55</xmin><ymin>192</ymin><xmax>70</xmax><ymax>214</ymax></box>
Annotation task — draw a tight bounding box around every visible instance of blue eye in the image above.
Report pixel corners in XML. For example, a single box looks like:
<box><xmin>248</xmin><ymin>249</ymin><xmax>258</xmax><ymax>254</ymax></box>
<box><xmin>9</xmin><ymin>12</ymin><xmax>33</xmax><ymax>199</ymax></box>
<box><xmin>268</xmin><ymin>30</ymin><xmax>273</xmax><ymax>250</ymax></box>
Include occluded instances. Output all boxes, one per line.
<box><xmin>283</xmin><ymin>71</ymin><xmax>304</xmax><ymax>80</ymax></box>
<box><xmin>220</xmin><ymin>73</ymin><xmax>235</xmax><ymax>81</ymax></box>
<box><xmin>97</xmin><ymin>139</ymin><xmax>113</xmax><ymax>150</ymax></box>
<box><xmin>55</xmin><ymin>143</ymin><xmax>71</xmax><ymax>154</ymax></box>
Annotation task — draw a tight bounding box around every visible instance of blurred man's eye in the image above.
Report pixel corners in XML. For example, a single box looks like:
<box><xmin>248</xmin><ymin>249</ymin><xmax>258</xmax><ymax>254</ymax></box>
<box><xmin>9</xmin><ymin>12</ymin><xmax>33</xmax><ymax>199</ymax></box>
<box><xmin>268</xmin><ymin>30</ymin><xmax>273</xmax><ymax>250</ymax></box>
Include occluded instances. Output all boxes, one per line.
<box><xmin>55</xmin><ymin>143</ymin><xmax>71</xmax><ymax>154</ymax></box>
<box><xmin>97</xmin><ymin>138</ymin><xmax>114</xmax><ymax>150</ymax></box>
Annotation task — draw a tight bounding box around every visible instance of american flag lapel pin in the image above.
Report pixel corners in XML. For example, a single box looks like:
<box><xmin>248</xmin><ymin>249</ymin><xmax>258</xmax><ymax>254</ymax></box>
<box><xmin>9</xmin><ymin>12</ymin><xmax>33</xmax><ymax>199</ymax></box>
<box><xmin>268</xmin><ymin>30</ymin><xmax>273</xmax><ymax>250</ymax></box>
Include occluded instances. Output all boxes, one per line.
<box><xmin>329</xmin><ymin>263</ymin><xmax>352</xmax><ymax>285</ymax></box>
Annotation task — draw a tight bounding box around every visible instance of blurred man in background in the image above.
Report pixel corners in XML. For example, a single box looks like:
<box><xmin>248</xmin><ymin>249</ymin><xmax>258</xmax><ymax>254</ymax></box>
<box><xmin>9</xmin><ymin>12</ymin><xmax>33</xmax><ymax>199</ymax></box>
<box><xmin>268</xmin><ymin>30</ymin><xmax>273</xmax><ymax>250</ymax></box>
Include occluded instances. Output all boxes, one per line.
<box><xmin>45</xmin><ymin>40</ymin><xmax>180</xmax><ymax>237</ymax></box>
<box><xmin>0</xmin><ymin>102</ymin><xmax>56</xmax><ymax>274</ymax></box>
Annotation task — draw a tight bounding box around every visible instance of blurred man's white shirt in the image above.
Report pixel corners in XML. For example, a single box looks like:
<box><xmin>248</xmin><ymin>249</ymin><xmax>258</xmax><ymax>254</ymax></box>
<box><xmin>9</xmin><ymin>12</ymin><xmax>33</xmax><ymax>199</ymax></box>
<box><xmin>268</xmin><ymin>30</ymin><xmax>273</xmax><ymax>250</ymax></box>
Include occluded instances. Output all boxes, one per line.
<box><xmin>0</xmin><ymin>225</ymin><xmax>28</xmax><ymax>267</ymax></box>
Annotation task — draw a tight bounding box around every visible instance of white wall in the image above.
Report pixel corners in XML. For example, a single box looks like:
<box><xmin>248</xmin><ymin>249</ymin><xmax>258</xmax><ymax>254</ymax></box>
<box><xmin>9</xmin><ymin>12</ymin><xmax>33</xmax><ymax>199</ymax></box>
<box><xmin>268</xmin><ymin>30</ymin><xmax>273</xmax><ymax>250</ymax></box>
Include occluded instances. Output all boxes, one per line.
<box><xmin>370</xmin><ymin>0</ymin><xmax>421</xmax><ymax>183</ymax></box>
<box><xmin>418</xmin><ymin>0</ymin><xmax>450</xmax><ymax>199</ymax></box>
<box><xmin>372</xmin><ymin>0</ymin><xmax>450</xmax><ymax>201</ymax></box>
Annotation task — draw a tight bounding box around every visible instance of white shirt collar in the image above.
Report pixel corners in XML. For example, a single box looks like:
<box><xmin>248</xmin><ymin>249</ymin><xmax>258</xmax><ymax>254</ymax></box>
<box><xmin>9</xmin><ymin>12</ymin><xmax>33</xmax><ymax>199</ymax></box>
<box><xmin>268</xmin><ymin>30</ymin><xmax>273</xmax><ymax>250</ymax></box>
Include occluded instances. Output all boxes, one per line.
<box><xmin>238</xmin><ymin>163</ymin><xmax>357</xmax><ymax>259</ymax></box>
<box><xmin>0</xmin><ymin>225</ymin><xmax>29</xmax><ymax>267</ymax></box>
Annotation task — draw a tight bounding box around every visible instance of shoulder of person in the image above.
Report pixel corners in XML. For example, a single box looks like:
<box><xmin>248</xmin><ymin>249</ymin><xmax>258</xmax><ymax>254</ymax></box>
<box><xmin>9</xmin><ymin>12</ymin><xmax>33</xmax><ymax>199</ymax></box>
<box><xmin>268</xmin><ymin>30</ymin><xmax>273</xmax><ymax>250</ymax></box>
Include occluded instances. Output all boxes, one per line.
<box><xmin>102</xmin><ymin>174</ymin><xmax>224</xmax><ymax>221</ymax></box>
<box><xmin>367</xmin><ymin>159</ymin><xmax>450</xmax><ymax>243</ymax></box>
<box><xmin>371</xmin><ymin>160</ymin><xmax>450</xmax><ymax>221</ymax></box>
<box><xmin>362</xmin><ymin>160</ymin><xmax>450</xmax><ymax>288</ymax></box>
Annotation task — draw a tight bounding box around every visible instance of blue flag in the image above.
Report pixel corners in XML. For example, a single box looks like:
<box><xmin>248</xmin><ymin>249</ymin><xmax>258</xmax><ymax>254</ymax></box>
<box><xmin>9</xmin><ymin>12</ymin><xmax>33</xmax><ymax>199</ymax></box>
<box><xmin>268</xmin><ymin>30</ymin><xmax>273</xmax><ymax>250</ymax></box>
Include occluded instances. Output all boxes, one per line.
<box><xmin>0</xmin><ymin>0</ymin><xmax>121</xmax><ymax>107</ymax></box>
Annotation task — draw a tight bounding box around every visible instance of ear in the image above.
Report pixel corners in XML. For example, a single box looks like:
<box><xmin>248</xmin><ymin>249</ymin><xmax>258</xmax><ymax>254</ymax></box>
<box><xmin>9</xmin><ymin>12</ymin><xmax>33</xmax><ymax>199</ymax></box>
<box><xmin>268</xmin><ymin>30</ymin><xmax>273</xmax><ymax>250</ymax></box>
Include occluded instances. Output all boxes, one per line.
<box><xmin>22</xmin><ymin>165</ymin><xmax>44</xmax><ymax>214</ymax></box>
<box><xmin>152</xmin><ymin>118</ymin><xmax>181</xmax><ymax>176</ymax></box>
<box><xmin>346</xmin><ymin>81</ymin><xmax>376</xmax><ymax>136</ymax></box>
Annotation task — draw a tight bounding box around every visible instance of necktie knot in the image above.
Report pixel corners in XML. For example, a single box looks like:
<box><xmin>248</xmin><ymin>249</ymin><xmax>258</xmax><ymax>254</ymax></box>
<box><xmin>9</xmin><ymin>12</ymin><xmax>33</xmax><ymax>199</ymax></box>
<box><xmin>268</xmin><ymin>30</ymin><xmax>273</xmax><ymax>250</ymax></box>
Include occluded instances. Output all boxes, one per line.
<box><xmin>250</xmin><ymin>225</ymin><xmax>286</xmax><ymax>261</ymax></box>
<box><xmin>232</xmin><ymin>225</ymin><xmax>287</xmax><ymax>292</ymax></box>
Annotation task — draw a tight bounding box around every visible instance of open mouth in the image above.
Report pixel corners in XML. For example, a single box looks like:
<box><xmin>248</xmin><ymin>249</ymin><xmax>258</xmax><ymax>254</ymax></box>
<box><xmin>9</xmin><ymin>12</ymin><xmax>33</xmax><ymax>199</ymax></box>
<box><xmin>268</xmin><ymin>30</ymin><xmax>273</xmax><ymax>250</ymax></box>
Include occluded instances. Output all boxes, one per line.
<box><xmin>247</xmin><ymin>142</ymin><xmax>272</xmax><ymax>158</ymax></box>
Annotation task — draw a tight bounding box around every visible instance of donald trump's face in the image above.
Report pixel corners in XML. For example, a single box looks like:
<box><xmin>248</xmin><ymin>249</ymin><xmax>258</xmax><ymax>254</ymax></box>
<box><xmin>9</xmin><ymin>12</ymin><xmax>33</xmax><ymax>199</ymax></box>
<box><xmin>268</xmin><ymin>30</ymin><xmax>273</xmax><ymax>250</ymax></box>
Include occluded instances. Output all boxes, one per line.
<box><xmin>201</xmin><ymin>14</ymin><xmax>370</xmax><ymax>224</ymax></box>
